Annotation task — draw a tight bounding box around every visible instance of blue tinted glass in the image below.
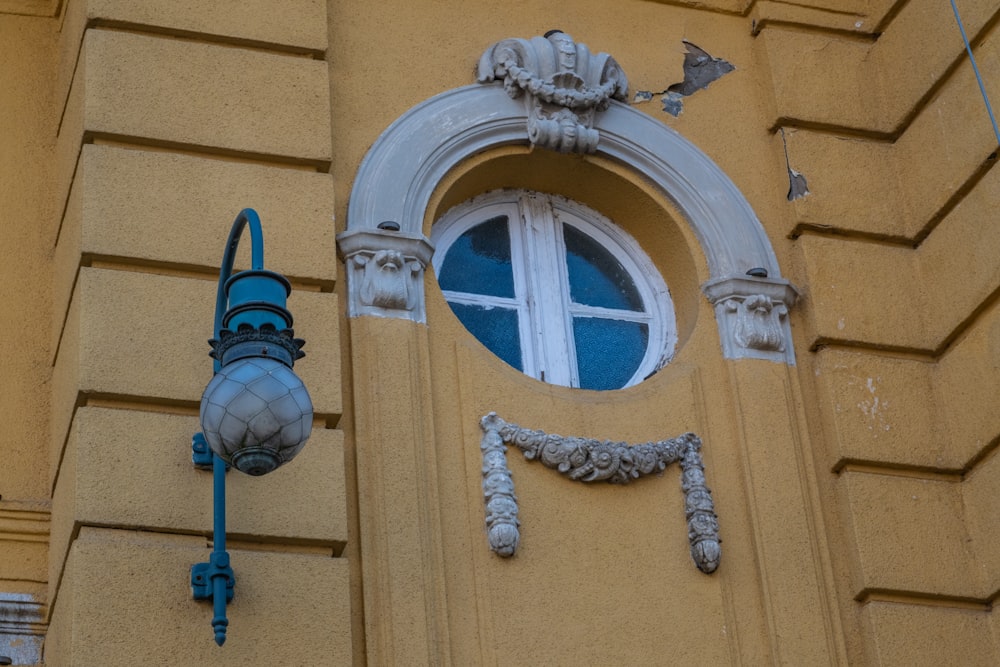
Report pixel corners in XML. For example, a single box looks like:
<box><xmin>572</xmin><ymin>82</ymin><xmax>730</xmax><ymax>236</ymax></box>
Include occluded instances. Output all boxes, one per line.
<box><xmin>448</xmin><ymin>302</ymin><xmax>522</xmax><ymax>371</ymax></box>
<box><xmin>563</xmin><ymin>224</ymin><xmax>643</xmax><ymax>311</ymax></box>
<box><xmin>573</xmin><ymin>318</ymin><xmax>648</xmax><ymax>390</ymax></box>
<box><xmin>439</xmin><ymin>216</ymin><xmax>514</xmax><ymax>297</ymax></box>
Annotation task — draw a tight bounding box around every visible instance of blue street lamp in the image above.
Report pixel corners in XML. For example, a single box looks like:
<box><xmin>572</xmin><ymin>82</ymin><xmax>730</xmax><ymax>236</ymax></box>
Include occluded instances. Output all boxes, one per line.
<box><xmin>190</xmin><ymin>209</ymin><xmax>313</xmax><ymax>646</ymax></box>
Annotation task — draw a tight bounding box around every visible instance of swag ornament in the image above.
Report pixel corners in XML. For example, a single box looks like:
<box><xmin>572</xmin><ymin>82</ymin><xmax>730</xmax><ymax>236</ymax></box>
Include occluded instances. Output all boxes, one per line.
<box><xmin>479</xmin><ymin>413</ymin><xmax>721</xmax><ymax>574</ymax></box>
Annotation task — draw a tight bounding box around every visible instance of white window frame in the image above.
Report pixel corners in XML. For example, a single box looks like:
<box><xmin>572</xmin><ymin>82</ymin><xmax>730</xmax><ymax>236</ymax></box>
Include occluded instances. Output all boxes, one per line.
<box><xmin>432</xmin><ymin>190</ymin><xmax>677</xmax><ymax>389</ymax></box>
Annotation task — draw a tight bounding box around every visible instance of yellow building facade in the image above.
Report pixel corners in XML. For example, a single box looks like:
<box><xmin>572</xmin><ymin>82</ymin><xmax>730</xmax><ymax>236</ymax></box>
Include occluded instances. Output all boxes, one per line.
<box><xmin>1</xmin><ymin>0</ymin><xmax>999</xmax><ymax>664</ymax></box>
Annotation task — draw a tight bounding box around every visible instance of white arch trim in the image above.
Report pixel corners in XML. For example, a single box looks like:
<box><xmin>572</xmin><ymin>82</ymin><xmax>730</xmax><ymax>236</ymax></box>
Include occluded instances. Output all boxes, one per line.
<box><xmin>337</xmin><ymin>83</ymin><xmax>798</xmax><ymax>364</ymax></box>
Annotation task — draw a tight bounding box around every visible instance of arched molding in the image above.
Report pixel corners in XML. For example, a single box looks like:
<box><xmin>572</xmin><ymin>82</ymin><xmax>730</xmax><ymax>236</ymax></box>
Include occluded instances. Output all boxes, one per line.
<box><xmin>338</xmin><ymin>82</ymin><xmax>798</xmax><ymax>363</ymax></box>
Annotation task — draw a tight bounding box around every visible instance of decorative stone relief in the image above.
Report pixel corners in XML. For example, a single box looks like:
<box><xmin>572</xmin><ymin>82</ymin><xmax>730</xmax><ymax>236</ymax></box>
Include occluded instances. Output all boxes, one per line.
<box><xmin>479</xmin><ymin>413</ymin><xmax>720</xmax><ymax>574</ymax></box>
<box><xmin>703</xmin><ymin>275</ymin><xmax>800</xmax><ymax>364</ymax></box>
<box><xmin>477</xmin><ymin>31</ymin><xmax>629</xmax><ymax>154</ymax></box>
<box><xmin>480</xmin><ymin>417</ymin><xmax>520</xmax><ymax>557</ymax></box>
<box><xmin>347</xmin><ymin>42</ymin><xmax>800</xmax><ymax>361</ymax></box>
<box><xmin>336</xmin><ymin>227</ymin><xmax>435</xmax><ymax>323</ymax></box>
<box><xmin>729</xmin><ymin>293</ymin><xmax>786</xmax><ymax>352</ymax></box>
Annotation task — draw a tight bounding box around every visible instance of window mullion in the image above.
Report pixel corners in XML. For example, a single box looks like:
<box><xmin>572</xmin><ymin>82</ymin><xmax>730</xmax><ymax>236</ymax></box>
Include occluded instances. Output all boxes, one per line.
<box><xmin>520</xmin><ymin>193</ymin><xmax>574</xmax><ymax>387</ymax></box>
<box><xmin>507</xmin><ymin>201</ymin><xmax>537</xmax><ymax>380</ymax></box>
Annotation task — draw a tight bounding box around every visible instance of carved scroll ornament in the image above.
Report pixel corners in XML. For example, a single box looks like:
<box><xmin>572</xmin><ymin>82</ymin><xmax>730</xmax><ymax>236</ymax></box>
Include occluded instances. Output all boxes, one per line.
<box><xmin>477</xmin><ymin>31</ymin><xmax>629</xmax><ymax>154</ymax></box>
<box><xmin>480</xmin><ymin>413</ymin><xmax>720</xmax><ymax>574</ymax></box>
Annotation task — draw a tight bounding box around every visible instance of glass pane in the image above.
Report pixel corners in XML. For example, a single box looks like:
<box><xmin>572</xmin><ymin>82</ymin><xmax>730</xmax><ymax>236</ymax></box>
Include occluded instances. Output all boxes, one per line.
<box><xmin>573</xmin><ymin>317</ymin><xmax>648</xmax><ymax>390</ymax></box>
<box><xmin>563</xmin><ymin>224</ymin><xmax>643</xmax><ymax>311</ymax></box>
<box><xmin>448</xmin><ymin>302</ymin><xmax>523</xmax><ymax>371</ymax></box>
<box><xmin>438</xmin><ymin>215</ymin><xmax>515</xmax><ymax>297</ymax></box>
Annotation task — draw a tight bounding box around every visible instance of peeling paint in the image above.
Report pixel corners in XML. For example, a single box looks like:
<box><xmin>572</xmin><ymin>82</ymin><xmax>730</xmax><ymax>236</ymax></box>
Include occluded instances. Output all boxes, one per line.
<box><xmin>633</xmin><ymin>41</ymin><xmax>734</xmax><ymax>117</ymax></box>
<box><xmin>662</xmin><ymin>91</ymin><xmax>685</xmax><ymax>116</ymax></box>
<box><xmin>787</xmin><ymin>168</ymin><xmax>809</xmax><ymax>200</ymax></box>
<box><xmin>855</xmin><ymin>375</ymin><xmax>892</xmax><ymax>433</ymax></box>
<box><xmin>779</xmin><ymin>128</ymin><xmax>810</xmax><ymax>200</ymax></box>
<box><xmin>670</xmin><ymin>42</ymin><xmax>734</xmax><ymax>96</ymax></box>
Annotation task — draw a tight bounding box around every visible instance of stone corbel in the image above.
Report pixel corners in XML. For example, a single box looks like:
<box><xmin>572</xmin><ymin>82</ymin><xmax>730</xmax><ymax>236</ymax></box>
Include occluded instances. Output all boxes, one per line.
<box><xmin>479</xmin><ymin>413</ymin><xmax>720</xmax><ymax>574</ymax></box>
<box><xmin>477</xmin><ymin>31</ymin><xmax>629</xmax><ymax>154</ymax></box>
<box><xmin>702</xmin><ymin>275</ymin><xmax>800</xmax><ymax>364</ymax></box>
<box><xmin>336</xmin><ymin>227</ymin><xmax>435</xmax><ymax>323</ymax></box>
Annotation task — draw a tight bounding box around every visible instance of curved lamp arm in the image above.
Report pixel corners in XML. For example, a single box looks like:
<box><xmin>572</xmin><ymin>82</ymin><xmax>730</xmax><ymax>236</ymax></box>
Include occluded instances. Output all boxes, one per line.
<box><xmin>213</xmin><ymin>208</ymin><xmax>265</xmax><ymax>371</ymax></box>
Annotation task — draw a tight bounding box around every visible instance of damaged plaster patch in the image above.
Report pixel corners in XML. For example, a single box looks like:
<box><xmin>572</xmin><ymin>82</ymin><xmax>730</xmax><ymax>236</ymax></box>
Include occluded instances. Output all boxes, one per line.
<box><xmin>779</xmin><ymin>128</ymin><xmax>810</xmax><ymax>200</ymax></box>
<box><xmin>669</xmin><ymin>42</ymin><xmax>735</xmax><ymax>96</ymax></box>
<box><xmin>857</xmin><ymin>376</ymin><xmax>892</xmax><ymax>433</ymax></box>
<box><xmin>634</xmin><ymin>41</ymin><xmax>734</xmax><ymax>117</ymax></box>
<box><xmin>662</xmin><ymin>92</ymin><xmax>686</xmax><ymax>117</ymax></box>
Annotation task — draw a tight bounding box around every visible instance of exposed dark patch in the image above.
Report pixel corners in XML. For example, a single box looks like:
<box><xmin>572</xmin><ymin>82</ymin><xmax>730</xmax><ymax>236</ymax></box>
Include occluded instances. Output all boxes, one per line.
<box><xmin>669</xmin><ymin>42</ymin><xmax>735</xmax><ymax>96</ymax></box>
<box><xmin>634</xmin><ymin>41</ymin><xmax>734</xmax><ymax>117</ymax></box>
<box><xmin>786</xmin><ymin>168</ymin><xmax>809</xmax><ymax>201</ymax></box>
<box><xmin>780</xmin><ymin>128</ymin><xmax>810</xmax><ymax>201</ymax></box>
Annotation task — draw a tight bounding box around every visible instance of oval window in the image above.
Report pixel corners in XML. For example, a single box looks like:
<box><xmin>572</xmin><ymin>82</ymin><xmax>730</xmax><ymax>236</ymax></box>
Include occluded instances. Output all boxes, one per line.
<box><xmin>432</xmin><ymin>190</ymin><xmax>676</xmax><ymax>390</ymax></box>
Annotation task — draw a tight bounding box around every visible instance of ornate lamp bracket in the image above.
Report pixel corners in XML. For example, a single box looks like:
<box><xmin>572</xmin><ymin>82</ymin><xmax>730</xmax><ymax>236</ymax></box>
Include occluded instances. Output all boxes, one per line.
<box><xmin>336</xmin><ymin>227</ymin><xmax>435</xmax><ymax>323</ymax></box>
<box><xmin>702</xmin><ymin>274</ymin><xmax>800</xmax><ymax>364</ymax></box>
<box><xmin>477</xmin><ymin>30</ymin><xmax>629</xmax><ymax>154</ymax></box>
<box><xmin>190</xmin><ymin>208</ymin><xmax>313</xmax><ymax>646</ymax></box>
<box><xmin>479</xmin><ymin>413</ymin><xmax>720</xmax><ymax>574</ymax></box>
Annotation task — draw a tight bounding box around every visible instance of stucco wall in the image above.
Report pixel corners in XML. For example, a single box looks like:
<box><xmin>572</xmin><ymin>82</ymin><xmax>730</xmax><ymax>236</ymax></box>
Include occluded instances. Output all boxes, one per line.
<box><xmin>0</xmin><ymin>0</ymin><xmax>998</xmax><ymax>664</ymax></box>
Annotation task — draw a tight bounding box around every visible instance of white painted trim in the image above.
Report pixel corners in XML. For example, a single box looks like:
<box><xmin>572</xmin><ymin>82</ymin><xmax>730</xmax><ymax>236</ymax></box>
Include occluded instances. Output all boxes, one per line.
<box><xmin>347</xmin><ymin>83</ymin><xmax>779</xmax><ymax>276</ymax></box>
<box><xmin>342</xmin><ymin>82</ymin><xmax>798</xmax><ymax>362</ymax></box>
<box><xmin>432</xmin><ymin>190</ymin><xmax>674</xmax><ymax>388</ymax></box>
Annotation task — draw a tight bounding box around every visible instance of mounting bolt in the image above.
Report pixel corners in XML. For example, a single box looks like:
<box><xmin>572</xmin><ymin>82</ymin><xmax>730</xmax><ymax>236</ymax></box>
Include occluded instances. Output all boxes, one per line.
<box><xmin>746</xmin><ymin>267</ymin><xmax>768</xmax><ymax>278</ymax></box>
<box><xmin>377</xmin><ymin>221</ymin><xmax>400</xmax><ymax>231</ymax></box>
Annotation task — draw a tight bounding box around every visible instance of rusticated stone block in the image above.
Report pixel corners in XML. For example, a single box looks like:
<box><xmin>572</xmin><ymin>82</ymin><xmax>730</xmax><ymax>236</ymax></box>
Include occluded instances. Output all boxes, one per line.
<box><xmin>49</xmin><ymin>407</ymin><xmax>346</xmax><ymax>604</ymax></box>
<box><xmin>861</xmin><ymin>601</ymin><xmax>996</xmax><ymax>666</ymax></box>
<box><xmin>53</xmin><ymin>144</ymin><xmax>336</xmax><ymax>335</ymax></box>
<box><xmin>76</xmin><ymin>29</ymin><xmax>331</xmax><ymax>163</ymax></box>
<box><xmin>843</xmin><ymin>471</ymin><xmax>981</xmax><ymax>597</ymax></box>
<box><xmin>50</xmin><ymin>268</ymin><xmax>341</xmax><ymax>477</ymax></box>
<box><xmin>46</xmin><ymin>527</ymin><xmax>351</xmax><ymax>665</ymax></box>
<box><xmin>56</xmin><ymin>0</ymin><xmax>328</xmax><ymax>117</ymax></box>
<box><xmin>814</xmin><ymin>348</ymin><xmax>947</xmax><ymax>469</ymax></box>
